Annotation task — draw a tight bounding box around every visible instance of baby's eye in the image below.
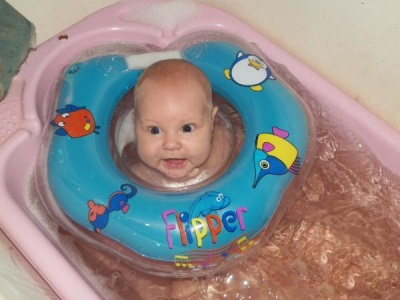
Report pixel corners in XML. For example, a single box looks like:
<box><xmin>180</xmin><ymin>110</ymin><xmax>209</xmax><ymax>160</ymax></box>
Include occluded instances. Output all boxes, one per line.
<box><xmin>150</xmin><ymin>127</ymin><xmax>161</xmax><ymax>134</ymax></box>
<box><xmin>182</xmin><ymin>124</ymin><xmax>194</xmax><ymax>133</ymax></box>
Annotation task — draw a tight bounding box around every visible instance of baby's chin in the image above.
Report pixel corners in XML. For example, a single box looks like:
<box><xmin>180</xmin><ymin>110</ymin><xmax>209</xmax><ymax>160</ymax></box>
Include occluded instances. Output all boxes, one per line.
<box><xmin>157</xmin><ymin>157</ymin><xmax>205</xmax><ymax>181</ymax></box>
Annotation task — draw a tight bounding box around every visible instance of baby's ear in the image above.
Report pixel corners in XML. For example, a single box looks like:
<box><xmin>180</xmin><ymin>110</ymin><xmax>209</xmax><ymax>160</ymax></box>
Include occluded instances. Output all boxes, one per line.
<box><xmin>211</xmin><ymin>106</ymin><xmax>218</xmax><ymax>122</ymax></box>
<box><xmin>132</xmin><ymin>109</ymin><xmax>137</xmax><ymax>123</ymax></box>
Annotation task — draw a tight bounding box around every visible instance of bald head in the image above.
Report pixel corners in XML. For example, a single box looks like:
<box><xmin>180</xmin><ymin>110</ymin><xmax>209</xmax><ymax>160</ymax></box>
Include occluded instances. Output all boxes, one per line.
<box><xmin>133</xmin><ymin>59</ymin><xmax>213</xmax><ymax>114</ymax></box>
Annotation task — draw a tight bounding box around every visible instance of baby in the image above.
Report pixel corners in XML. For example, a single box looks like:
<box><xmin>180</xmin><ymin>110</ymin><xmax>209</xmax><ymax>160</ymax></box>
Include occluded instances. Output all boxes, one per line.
<box><xmin>119</xmin><ymin>59</ymin><xmax>236</xmax><ymax>189</ymax></box>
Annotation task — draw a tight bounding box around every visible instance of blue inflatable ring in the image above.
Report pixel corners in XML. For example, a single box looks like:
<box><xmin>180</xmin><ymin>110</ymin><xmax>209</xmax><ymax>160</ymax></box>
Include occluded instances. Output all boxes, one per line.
<box><xmin>47</xmin><ymin>41</ymin><xmax>309</xmax><ymax>276</ymax></box>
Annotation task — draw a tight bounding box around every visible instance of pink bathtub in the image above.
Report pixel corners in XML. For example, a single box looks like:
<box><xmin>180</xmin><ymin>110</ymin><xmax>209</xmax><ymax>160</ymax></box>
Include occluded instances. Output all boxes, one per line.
<box><xmin>1</xmin><ymin>1</ymin><xmax>399</xmax><ymax>298</ymax></box>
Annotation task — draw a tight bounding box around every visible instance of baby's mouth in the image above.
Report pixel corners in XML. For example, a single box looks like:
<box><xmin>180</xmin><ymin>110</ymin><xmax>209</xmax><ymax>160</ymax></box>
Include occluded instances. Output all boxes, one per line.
<box><xmin>163</xmin><ymin>158</ymin><xmax>186</xmax><ymax>169</ymax></box>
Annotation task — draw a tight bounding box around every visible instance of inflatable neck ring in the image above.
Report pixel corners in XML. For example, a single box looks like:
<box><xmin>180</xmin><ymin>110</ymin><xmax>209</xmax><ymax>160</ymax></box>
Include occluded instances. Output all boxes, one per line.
<box><xmin>47</xmin><ymin>40</ymin><xmax>310</xmax><ymax>277</ymax></box>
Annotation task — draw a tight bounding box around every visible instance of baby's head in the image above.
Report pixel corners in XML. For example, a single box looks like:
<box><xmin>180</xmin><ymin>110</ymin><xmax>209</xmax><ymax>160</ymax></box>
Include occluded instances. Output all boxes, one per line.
<box><xmin>133</xmin><ymin>59</ymin><xmax>218</xmax><ymax>180</ymax></box>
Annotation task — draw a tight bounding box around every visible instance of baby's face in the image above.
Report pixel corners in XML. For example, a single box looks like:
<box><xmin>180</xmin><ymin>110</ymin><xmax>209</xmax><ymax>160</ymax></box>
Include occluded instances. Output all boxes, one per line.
<box><xmin>134</xmin><ymin>78</ymin><xmax>217</xmax><ymax>180</ymax></box>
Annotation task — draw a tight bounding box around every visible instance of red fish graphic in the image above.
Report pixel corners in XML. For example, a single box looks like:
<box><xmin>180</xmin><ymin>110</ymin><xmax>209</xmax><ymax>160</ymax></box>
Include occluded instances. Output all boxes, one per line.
<box><xmin>50</xmin><ymin>104</ymin><xmax>100</xmax><ymax>138</ymax></box>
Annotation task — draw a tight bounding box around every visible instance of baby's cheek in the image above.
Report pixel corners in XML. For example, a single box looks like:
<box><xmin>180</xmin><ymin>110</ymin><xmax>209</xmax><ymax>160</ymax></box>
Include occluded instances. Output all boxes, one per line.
<box><xmin>137</xmin><ymin>142</ymin><xmax>158</xmax><ymax>165</ymax></box>
<box><xmin>193</xmin><ymin>141</ymin><xmax>213</xmax><ymax>164</ymax></box>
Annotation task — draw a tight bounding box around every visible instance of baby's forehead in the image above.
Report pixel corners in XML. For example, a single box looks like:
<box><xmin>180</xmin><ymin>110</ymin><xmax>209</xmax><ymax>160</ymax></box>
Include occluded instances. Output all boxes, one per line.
<box><xmin>134</xmin><ymin>59</ymin><xmax>213</xmax><ymax>110</ymax></box>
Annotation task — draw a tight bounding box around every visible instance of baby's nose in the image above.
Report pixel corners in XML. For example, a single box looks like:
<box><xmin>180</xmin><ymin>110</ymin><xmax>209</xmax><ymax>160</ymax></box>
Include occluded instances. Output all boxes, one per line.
<box><xmin>162</xmin><ymin>133</ymin><xmax>182</xmax><ymax>150</ymax></box>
